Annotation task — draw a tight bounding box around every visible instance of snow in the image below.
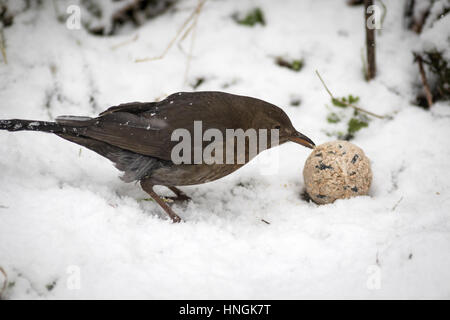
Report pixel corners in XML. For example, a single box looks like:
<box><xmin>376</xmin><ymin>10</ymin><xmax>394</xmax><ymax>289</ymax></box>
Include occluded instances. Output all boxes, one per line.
<box><xmin>1</xmin><ymin>0</ymin><xmax>450</xmax><ymax>299</ymax></box>
<box><xmin>420</xmin><ymin>11</ymin><xmax>450</xmax><ymax>57</ymax></box>
<box><xmin>415</xmin><ymin>0</ymin><xmax>450</xmax><ymax>58</ymax></box>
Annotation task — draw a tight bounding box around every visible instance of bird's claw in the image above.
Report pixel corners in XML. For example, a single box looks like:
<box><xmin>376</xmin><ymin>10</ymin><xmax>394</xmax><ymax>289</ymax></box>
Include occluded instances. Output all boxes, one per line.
<box><xmin>163</xmin><ymin>194</ymin><xmax>191</xmax><ymax>203</ymax></box>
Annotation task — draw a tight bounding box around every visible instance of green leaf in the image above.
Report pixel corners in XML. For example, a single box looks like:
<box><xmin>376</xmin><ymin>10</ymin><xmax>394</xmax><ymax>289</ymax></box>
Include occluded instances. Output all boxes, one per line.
<box><xmin>331</xmin><ymin>95</ymin><xmax>360</xmax><ymax>108</ymax></box>
<box><xmin>348</xmin><ymin>94</ymin><xmax>360</xmax><ymax>104</ymax></box>
<box><xmin>46</xmin><ymin>281</ymin><xmax>56</xmax><ymax>291</ymax></box>
<box><xmin>275</xmin><ymin>57</ymin><xmax>304</xmax><ymax>72</ymax></box>
<box><xmin>327</xmin><ymin>112</ymin><xmax>341</xmax><ymax>123</ymax></box>
<box><xmin>291</xmin><ymin>59</ymin><xmax>303</xmax><ymax>71</ymax></box>
<box><xmin>191</xmin><ymin>77</ymin><xmax>205</xmax><ymax>89</ymax></box>
<box><xmin>331</xmin><ymin>98</ymin><xmax>347</xmax><ymax>108</ymax></box>
<box><xmin>235</xmin><ymin>8</ymin><xmax>265</xmax><ymax>26</ymax></box>
<box><xmin>347</xmin><ymin>117</ymin><xmax>368</xmax><ymax>133</ymax></box>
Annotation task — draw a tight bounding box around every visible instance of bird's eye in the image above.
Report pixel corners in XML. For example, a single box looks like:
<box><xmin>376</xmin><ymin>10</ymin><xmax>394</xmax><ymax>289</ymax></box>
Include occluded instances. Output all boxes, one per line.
<box><xmin>274</xmin><ymin>125</ymin><xmax>281</xmax><ymax>130</ymax></box>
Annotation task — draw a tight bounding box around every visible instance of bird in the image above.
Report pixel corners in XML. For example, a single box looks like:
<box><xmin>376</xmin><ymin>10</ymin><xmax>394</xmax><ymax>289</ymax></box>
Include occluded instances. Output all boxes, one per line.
<box><xmin>0</xmin><ymin>91</ymin><xmax>314</xmax><ymax>222</ymax></box>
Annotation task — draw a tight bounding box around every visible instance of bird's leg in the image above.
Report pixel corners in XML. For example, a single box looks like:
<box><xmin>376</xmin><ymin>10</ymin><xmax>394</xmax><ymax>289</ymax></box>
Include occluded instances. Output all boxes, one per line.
<box><xmin>167</xmin><ymin>186</ymin><xmax>191</xmax><ymax>202</ymax></box>
<box><xmin>140</xmin><ymin>181</ymin><xmax>182</xmax><ymax>223</ymax></box>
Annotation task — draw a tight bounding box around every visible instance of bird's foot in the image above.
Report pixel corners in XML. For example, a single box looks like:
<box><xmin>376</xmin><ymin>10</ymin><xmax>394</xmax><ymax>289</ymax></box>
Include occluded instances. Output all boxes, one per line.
<box><xmin>140</xmin><ymin>181</ymin><xmax>183</xmax><ymax>223</ymax></box>
<box><xmin>163</xmin><ymin>194</ymin><xmax>191</xmax><ymax>203</ymax></box>
<box><xmin>167</xmin><ymin>186</ymin><xmax>191</xmax><ymax>202</ymax></box>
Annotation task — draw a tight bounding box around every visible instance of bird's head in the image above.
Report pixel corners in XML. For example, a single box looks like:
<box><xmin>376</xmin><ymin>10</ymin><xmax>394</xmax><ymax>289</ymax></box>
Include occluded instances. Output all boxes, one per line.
<box><xmin>253</xmin><ymin>103</ymin><xmax>315</xmax><ymax>149</ymax></box>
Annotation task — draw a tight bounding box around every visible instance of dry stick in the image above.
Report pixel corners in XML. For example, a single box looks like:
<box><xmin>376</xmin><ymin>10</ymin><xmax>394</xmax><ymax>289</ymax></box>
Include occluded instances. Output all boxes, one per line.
<box><xmin>176</xmin><ymin>20</ymin><xmax>196</xmax><ymax>57</ymax></box>
<box><xmin>360</xmin><ymin>48</ymin><xmax>368</xmax><ymax>80</ymax></box>
<box><xmin>180</xmin><ymin>0</ymin><xmax>206</xmax><ymax>38</ymax></box>
<box><xmin>411</xmin><ymin>4</ymin><xmax>431</xmax><ymax>34</ymax></box>
<box><xmin>183</xmin><ymin>2</ymin><xmax>201</xmax><ymax>83</ymax></box>
<box><xmin>416</xmin><ymin>55</ymin><xmax>433</xmax><ymax>108</ymax></box>
<box><xmin>178</xmin><ymin>4</ymin><xmax>202</xmax><ymax>52</ymax></box>
<box><xmin>364</xmin><ymin>0</ymin><xmax>376</xmax><ymax>80</ymax></box>
<box><xmin>135</xmin><ymin>0</ymin><xmax>206</xmax><ymax>63</ymax></box>
<box><xmin>405</xmin><ymin>0</ymin><xmax>431</xmax><ymax>33</ymax></box>
<box><xmin>347</xmin><ymin>0</ymin><xmax>364</xmax><ymax>6</ymax></box>
<box><xmin>0</xmin><ymin>266</ymin><xmax>7</xmax><ymax>298</ymax></box>
<box><xmin>391</xmin><ymin>196</ymin><xmax>403</xmax><ymax>211</ymax></box>
<box><xmin>315</xmin><ymin>70</ymin><xmax>385</xmax><ymax>119</ymax></box>
<box><xmin>111</xmin><ymin>34</ymin><xmax>139</xmax><ymax>50</ymax></box>
<box><xmin>0</xmin><ymin>25</ymin><xmax>7</xmax><ymax>64</ymax></box>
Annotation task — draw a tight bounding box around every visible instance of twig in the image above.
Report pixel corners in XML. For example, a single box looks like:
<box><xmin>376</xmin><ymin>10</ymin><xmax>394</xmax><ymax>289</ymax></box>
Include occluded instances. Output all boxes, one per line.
<box><xmin>391</xmin><ymin>196</ymin><xmax>403</xmax><ymax>211</ymax></box>
<box><xmin>178</xmin><ymin>13</ymin><xmax>198</xmax><ymax>49</ymax></box>
<box><xmin>411</xmin><ymin>2</ymin><xmax>431</xmax><ymax>34</ymax></box>
<box><xmin>111</xmin><ymin>34</ymin><xmax>139</xmax><ymax>50</ymax></box>
<box><xmin>135</xmin><ymin>0</ymin><xmax>206</xmax><ymax>63</ymax></box>
<box><xmin>316</xmin><ymin>70</ymin><xmax>334</xmax><ymax>97</ymax></box>
<box><xmin>347</xmin><ymin>0</ymin><xmax>364</xmax><ymax>5</ymax></box>
<box><xmin>365</xmin><ymin>0</ymin><xmax>376</xmax><ymax>80</ymax></box>
<box><xmin>404</xmin><ymin>0</ymin><xmax>430</xmax><ymax>33</ymax></box>
<box><xmin>0</xmin><ymin>266</ymin><xmax>7</xmax><ymax>299</ymax></box>
<box><xmin>261</xmin><ymin>219</ymin><xmax>270</xmax><ymax>225</ymax></box>
<box><xmin>176</xmin><ymin>0</ymin><xmax>205</xmax><ymax>83</ymax></box>
<box><xmin>140</xmin><ymin>197</ymin><xmax>173</xmax><ymax>203</ymax></box>
<box><xmin>415</xmin><ymin>54</ymin><xmax>433</xmax><ymax>108</ymax></box>
<box><xmin>315</xmin><ymin>70</ymin><xmax>385</xmax><ymax>119</ymax></box>
<box><xmin>0</xmin><ymin>24</ymin><xmax>7</xmax><ymax>64</ymax></box>
<box><xmin>183</xmin><ymin>1</ymin><xmax>201</xmax><ymax>84</ymax></box>
<box><xmin>361</xmin><ymin>47</ymin><xmax>369</xmax><ymax>80</ymax></box>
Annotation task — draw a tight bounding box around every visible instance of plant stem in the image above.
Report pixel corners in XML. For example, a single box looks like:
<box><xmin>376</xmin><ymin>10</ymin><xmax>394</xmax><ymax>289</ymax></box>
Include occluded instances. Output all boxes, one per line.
<box><xmin>415</xmin><ymin>54</ymin><xmax>433</xmax><ymax>108</ymax></box>
<box><xmin>365</xmin><ymin>0</ymin><xmax>376</xmax><ymax>80</ymax></box>
<box><xmin>0</xmin><ymin>25</ymin><xmax>7</xmax><ymax>64</ymax></box>
<box><xmin>315</xmin><ymin>70</ymin><xmax>385</xmax><ymax>119</ymax></box>
<box><xmin>0</xmin><ymin>266</ymin><xmax>7</xmax><ymax>299</ymax></box>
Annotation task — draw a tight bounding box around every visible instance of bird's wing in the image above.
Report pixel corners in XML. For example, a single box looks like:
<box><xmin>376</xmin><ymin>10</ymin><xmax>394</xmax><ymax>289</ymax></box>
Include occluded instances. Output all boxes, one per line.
<box><xmin>57</xmin><ymin>133</ymin><xmax>171</xmax><ymax>182</ymax></box>
<box><xmin>79</xmin><ymin>92</ymin><xmax>251</xmax><ymax>161</ymax></box>
<box><xmin>99</xmin><ymin>101</ymin><xmax>157</xmax><ymax>116</ymax></box>
<box><xmin>76</xmin><ymin>110</ymin><xmax>172</xmax><ymax>159</ymax></box>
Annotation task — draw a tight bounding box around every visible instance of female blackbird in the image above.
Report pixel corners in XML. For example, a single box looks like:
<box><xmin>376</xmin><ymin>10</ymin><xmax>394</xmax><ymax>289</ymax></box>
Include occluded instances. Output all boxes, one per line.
<box><xmin>0</xmin><ymin>91</ymin><xmax>314</xmax><ymax>222</ymax></box>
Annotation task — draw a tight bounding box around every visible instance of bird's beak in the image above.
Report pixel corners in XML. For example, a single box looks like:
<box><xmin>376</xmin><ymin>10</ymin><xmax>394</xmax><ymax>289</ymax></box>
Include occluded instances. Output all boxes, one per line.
<box><xmin>289</xmin><ymin>131</ymin><xmax>315</xmax><ymax>149</ymax></box>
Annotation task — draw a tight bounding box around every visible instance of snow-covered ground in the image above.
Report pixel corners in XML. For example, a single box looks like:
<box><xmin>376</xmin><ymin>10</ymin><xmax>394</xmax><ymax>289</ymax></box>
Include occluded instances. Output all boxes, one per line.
<box><xmin>1</xmin><ymin>0</ymin><xmax>450</xmax><ymax>299</ymax></box>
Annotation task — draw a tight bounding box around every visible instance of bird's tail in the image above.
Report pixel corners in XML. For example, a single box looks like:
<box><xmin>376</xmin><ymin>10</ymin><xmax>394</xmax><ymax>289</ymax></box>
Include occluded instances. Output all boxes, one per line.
<box><xmin>0</xmin><ymin>116</ymin><xmax>93</xmax><ymax>134</ymax></box>
<box><xmin>0</xmin><ymin>119</ymin><xmax>62</xmax><ymax>133</ymax></box>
